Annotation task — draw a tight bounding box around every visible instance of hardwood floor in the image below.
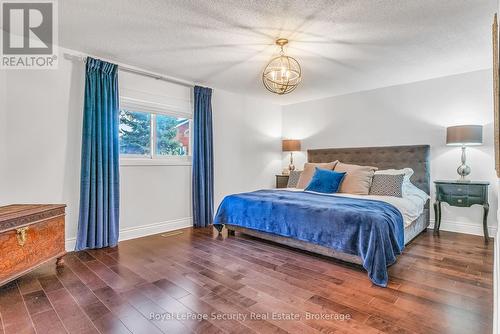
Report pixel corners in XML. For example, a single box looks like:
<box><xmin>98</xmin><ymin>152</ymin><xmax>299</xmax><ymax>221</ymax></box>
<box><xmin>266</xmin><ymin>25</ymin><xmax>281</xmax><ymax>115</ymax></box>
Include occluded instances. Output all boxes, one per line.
<box><xmin>0</xmin><ymin>228</ymin><xmax>493</xmax><ymax>334</ymax></box>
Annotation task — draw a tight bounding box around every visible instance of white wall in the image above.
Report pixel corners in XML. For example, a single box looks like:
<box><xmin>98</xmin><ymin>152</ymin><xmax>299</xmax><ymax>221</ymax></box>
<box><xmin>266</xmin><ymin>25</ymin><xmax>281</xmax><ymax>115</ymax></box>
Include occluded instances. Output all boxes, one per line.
<box><xmin>212</xmin><ymin>89</ymin><xmax>282</xmax><ymax>207</ymax></box>
<box><xmin>282</xmin><ymin>69</ymin><xmax>498</xmax><ymax>235</ymax></box>
<box><xmin>0</xmin><ymin>70</ymin><xmax>7</xmax><ymax>203</ymax></box>
<box><xmin>1</xmin><ymin>48</ymin><xmax>283</xmax><ymax>249</ymax></box>
<box><xmin>2</xmin><ymin>50</ymin><xmax>85</xmax><ymax>247</ymax></box>
<box><xmin>118</xmin><ymin>164</ymin><xmax>192</xmax><ymax>234</ymax></box>
<box><xmin>117</xmin><ymin>71</ymin><xmax>194</xmax><ymax>239</ymax></box>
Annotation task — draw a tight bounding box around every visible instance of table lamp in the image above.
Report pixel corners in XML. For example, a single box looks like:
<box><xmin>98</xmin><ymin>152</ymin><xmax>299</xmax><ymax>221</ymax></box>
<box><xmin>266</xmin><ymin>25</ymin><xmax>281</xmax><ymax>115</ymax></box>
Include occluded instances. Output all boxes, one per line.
<box><xmin>446</xmin><ymin>125</ymin><xmax>483</xmax><ymax>181</ymax></box>
<box><xmin>282</xmin><ymin>139</ymin><xmax>301</xmax><ymax>174</ymax></box>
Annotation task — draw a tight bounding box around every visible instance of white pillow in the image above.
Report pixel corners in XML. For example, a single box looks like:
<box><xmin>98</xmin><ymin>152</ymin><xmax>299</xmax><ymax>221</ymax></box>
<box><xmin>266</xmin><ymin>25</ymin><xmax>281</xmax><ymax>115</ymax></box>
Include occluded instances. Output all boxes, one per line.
<box><xmin>404</xmin><ymin>182</ymin><xmax>430</xmax><ymax>202</ymax></box>
<box><xmin>376</xmin><ymin>168</ymin><xmax>429</xmax><ymax>201</ymax></box>
<box><xmin>375</xmin><ymin>168</ymin><xmax>414</xmax><ymax>181</ymax></box>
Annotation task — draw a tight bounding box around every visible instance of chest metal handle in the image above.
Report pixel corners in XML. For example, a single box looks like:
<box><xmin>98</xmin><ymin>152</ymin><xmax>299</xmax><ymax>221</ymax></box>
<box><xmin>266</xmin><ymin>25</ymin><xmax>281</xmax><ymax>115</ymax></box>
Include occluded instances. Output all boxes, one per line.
<box><xmin>16</xmin><ymin>227</ymin><xmax>29</xmax><ymax>247</ymax></box>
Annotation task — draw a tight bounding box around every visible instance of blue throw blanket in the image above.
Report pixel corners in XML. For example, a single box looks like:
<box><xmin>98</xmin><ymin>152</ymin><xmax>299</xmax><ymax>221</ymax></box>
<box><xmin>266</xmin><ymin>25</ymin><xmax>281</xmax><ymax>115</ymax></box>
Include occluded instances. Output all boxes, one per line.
<box><xmin>213</xmin><ymin>190</ymin><xmax>404</xmax><ymax>287</ymax></box>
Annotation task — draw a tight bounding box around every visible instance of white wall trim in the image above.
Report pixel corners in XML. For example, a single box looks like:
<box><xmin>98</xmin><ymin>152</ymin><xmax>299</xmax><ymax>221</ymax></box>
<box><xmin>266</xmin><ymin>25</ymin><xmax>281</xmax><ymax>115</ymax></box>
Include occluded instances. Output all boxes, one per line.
<box><xmin>120</xmin><ymin>157</ymin><xmax>192</xmax><ymax>166</ymax></box>
<box><xmin>429</xmin><ymin>219</ymin><xmax>497</xmax><ymax>237</ymax></box>
<box><xmin>65</xmin><ymin>217</ymin><xmax>192</xmax><ymax>251</ymax></box>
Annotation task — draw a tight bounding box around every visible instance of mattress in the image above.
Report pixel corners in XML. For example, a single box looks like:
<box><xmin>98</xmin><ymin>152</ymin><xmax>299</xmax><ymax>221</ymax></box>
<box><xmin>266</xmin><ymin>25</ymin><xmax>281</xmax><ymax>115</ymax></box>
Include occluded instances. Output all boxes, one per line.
<box><xmin>226</xmin><ymin>209</ymin><xmax>429</xmax><ymax>265</ymax></box>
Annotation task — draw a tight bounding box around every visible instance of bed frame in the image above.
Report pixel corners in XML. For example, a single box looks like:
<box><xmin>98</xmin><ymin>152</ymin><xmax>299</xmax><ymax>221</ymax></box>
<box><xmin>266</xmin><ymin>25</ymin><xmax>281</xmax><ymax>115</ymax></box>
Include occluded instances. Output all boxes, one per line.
<box><xmin>222</xmin><ymin>145</ymin><xmax>431</xmax><ymax>265</ymax></box>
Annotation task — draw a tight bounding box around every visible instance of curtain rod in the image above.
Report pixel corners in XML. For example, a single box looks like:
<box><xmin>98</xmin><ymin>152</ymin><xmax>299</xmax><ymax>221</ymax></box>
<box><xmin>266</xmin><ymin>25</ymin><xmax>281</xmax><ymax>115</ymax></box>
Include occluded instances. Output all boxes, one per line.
<box><xmin>63</xmin><ymin>52</ymin><xmax>195</xmax><ymax>88</ymax></box>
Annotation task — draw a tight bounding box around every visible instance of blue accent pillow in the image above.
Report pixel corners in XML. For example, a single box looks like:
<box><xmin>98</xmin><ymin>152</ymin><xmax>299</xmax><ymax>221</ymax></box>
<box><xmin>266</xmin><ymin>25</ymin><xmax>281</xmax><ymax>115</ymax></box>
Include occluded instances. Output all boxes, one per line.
<box><xmin>305</xmin><ymin>168</ymin><xmax>346</xmax><ymax>194</ymax></box>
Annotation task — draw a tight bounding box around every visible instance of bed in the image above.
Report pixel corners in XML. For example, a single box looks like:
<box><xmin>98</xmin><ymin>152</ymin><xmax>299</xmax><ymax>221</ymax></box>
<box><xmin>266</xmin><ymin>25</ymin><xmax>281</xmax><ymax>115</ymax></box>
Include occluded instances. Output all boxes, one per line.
<box><xmin>213</xmin><ymin>145</ymin><xmax>430</xmax><ymax>286</ymax></box>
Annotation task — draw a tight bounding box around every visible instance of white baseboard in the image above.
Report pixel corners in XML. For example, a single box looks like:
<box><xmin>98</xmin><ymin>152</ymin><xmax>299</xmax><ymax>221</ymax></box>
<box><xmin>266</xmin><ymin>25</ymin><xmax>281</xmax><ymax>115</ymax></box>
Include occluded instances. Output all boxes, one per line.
<box><xmin>66</xmin><ymin>238</ymin><xmax>76</xmax><ymax>251</ymax></box>
<box><xmin>65</xmin><ymin>217</ymin><xmax>192</xmax><ymax>251</ymax></box>
<box><xmin>429</xmin><ymin>219</ymin><xmax>497</xmax><ymax>237</ymax></box>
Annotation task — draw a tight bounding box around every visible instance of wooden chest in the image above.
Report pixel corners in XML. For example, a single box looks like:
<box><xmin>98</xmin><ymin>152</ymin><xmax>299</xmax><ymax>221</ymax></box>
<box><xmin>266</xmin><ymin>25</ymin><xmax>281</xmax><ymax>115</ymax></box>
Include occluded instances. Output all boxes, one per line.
<box><xmin>0</xmin><ymin>204</ymin><xmax>66</xmax><ymax>286</ymax></box>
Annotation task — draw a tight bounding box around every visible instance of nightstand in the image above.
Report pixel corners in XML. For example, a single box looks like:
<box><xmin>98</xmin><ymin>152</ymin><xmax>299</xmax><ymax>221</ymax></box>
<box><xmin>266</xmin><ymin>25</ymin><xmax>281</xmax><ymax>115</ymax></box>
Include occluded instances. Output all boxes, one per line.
<box><xmin>434</xmin><ymin>180</ymin><xmax>490</xmax><ymax>242</ymax></box>
<box><xmin>275</xmin><ymin>174</ymin><xmax>289</xmax><ymax>188</ymax></box>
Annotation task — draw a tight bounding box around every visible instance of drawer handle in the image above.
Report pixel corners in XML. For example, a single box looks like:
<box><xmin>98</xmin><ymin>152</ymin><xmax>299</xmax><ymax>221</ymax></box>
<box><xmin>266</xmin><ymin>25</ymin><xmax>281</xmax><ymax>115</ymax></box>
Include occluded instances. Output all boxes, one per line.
<box><xmin>16</xmin><ymin>227</ymin><xmax>29</xmax><ymax>247</ymax></box>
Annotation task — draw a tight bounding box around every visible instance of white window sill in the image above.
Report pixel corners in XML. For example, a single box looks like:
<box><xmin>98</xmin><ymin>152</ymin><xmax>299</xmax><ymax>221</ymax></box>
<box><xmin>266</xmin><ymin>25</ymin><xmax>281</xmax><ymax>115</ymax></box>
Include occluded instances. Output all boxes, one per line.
<box><xmin>120</xmin><ymin>157</ymin><xmax>192</xmax><ymax>166</ymax></box>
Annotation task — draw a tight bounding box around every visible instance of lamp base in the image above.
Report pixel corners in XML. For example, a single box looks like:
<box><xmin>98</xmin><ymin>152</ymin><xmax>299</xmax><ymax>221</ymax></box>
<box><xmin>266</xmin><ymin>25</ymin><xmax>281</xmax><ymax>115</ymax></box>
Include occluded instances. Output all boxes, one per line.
<box><xmin>456</xmin><ymin>145</ymin><xmax>471</xmax><ymax>182</ymax></box>
<box><xmin>457</xmin><ymin>164</ymin><xmax>471</xmax><ymax>181</ymax></box>
<box><xmin>288</xmin><ymin>152</ymin><xmax>295</xmax><ymax>172</ymax></box>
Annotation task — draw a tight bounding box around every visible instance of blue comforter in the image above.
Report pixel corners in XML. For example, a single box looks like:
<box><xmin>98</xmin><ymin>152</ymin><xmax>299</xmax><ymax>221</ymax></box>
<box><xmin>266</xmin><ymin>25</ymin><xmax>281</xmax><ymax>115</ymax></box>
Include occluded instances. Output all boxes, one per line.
<box><xmin>213</xmin><ymin>190</ymin><xmax>404</xmax><ymax>287</ymax></box>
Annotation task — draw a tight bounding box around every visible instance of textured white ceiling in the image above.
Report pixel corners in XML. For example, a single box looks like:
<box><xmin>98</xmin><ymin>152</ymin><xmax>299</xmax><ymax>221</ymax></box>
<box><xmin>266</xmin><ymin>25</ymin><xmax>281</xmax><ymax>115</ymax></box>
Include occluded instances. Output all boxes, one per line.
<box><xmin>59</xmin><ymin>0</ymin><xmax>497</xmax><ymax>104</ymax></box>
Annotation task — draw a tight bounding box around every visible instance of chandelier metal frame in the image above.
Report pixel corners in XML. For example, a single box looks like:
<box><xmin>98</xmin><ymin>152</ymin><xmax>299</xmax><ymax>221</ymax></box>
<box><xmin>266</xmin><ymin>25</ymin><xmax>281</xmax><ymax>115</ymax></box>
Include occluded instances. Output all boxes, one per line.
<box><xmin>262</xmin><ymin>38</ymin><xmax>302</xmax><ymax>95</ymax></box>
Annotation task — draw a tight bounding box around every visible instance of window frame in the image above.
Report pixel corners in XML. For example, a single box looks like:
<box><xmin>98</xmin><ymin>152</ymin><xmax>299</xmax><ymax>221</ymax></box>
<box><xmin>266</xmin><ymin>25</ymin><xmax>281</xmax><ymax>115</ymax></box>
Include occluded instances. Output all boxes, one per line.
<box><xmin>119</xmin><ymin>97</ymin><xmax>193</xmax><ymax>166</ymax></box>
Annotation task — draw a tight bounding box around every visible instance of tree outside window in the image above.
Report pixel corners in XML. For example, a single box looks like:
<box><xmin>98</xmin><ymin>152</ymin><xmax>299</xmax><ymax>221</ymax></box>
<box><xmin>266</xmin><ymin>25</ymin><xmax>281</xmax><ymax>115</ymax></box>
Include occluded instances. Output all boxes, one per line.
<box><xmin>119</xmin><ymin>109</ymin><xmax>190</xmax><ymax>157</ymax></box>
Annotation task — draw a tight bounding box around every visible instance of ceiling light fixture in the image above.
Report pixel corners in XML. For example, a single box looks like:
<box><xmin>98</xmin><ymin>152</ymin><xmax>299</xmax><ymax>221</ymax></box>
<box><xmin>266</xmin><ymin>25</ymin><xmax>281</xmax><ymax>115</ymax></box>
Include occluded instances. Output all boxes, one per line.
<box><xmin>262</xmin><ymin>38</ymin><xmax>302</xmax><ymax>95</ymax></box>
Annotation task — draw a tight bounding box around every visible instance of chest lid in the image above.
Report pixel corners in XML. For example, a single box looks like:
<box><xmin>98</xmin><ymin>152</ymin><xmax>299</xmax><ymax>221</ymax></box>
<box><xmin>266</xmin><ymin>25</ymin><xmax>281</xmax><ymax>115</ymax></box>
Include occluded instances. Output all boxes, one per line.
<box><xmin>0</xmin><ymin>204</ymin><xmax>66</xmax><ymax>233</ymax></box>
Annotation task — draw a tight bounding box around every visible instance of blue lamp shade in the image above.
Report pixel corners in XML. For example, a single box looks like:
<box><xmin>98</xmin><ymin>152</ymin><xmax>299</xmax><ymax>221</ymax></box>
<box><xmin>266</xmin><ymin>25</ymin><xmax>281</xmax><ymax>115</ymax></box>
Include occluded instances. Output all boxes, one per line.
<box><xmin>305</xmin><ymin>168</ymin><xmax>346</xmax><ymax>194</ymax></box>
<box><xmin>446</xmin><ymin>125</ymin><xmax>483</xmax><ymax>146</ymax></box>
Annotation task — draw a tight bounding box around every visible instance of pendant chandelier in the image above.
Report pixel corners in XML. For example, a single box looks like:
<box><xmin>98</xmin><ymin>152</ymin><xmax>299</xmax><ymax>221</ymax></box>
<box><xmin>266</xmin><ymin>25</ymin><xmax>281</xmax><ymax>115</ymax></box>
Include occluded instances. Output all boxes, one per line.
<box><xmin>262</xmin><ymin>38</ymin><xmax>302</xmax><ymax>95</ymax></box>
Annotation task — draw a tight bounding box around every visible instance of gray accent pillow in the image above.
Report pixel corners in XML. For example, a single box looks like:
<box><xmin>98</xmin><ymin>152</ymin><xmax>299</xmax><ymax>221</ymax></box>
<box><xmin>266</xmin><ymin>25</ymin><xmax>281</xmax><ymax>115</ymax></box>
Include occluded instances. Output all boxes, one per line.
<box><xmin>369</xmin><ymin>174</ymin><xmax>404</xmax><ymax>197</ymax></box>
<box><xmin>287</xmin><ymin>171</ymin><xmax>302</xmax><ymax>188</ymax></box>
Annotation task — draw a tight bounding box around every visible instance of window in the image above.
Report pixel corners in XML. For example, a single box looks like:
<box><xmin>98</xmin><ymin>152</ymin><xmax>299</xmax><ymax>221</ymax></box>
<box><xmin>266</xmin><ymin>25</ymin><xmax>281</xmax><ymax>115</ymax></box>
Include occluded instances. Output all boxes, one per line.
<box><xmin>119</xmin><ymin>110</ymin><xmax>151</xmax><ymax>156</ymax></box>
<box><xmin>156</xmin><ymin>114</ymin><xmax>190</xmax><ymax>156</ymax></box>
<box><xmin>119</xmin><ymin>103</ymin><xmax>192</xmax><ymax>164</ymax></box>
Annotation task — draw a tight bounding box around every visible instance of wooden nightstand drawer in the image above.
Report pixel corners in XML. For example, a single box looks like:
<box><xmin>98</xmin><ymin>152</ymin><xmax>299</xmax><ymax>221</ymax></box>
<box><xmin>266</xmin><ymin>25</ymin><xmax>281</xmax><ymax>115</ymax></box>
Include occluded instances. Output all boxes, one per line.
<box><xmin>447</xmin><ymin>195</ymin><xmax>468</xmax><ymax>207</ymax></box>
<box><xmin>467</xmin><ymin>186</ymin><xmax>484</xmax><ymax>197</ymax></box>
<box><xmin>436</xmin><ymin>183</ymin><xmax>486</xmax><ymax>200</ymax></box>
<box><xmin>438</xmin><ymin>184</ymin><xmax>467</xmax><ymax>195</ymax></box>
